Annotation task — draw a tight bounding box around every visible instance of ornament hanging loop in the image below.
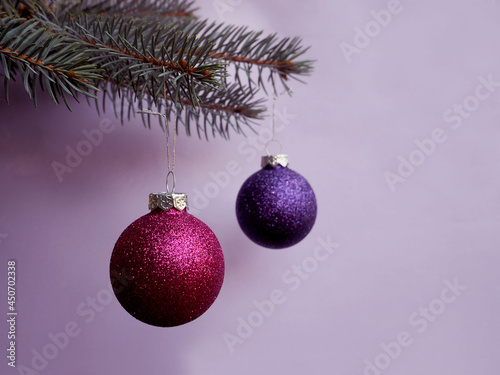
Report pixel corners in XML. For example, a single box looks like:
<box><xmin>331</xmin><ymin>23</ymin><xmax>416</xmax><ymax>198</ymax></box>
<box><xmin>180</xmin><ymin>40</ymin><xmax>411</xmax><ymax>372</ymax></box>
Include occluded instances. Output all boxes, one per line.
<box><xmin>166</xmin><ymin>170</ymin><xmax>176</xmax><ymax>194</ymax></box>
<box><xmin>265</xmin><ymin>138</ymin><xmax>283</xmax><ymax>155</ymax></box>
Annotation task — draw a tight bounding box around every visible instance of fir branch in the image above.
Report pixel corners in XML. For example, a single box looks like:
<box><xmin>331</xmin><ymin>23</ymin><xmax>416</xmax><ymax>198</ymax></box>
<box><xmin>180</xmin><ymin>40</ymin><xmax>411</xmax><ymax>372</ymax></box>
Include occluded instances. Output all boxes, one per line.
<box><xmin>184</xmin><ymin>84</ymin><xmax>265</xmax><ymax>139</ymax></box>
<box><xmin>67</xmin><ymin>14</ymin><xmax>221</xmax><ymax>81</ymax></box>
<box><xmin>0</xmin><ymin>0</ymin><xmax>314</xmax><ymax>139</ymax></box>
<box><xmin>61</xmin><ymin>14</ymin><xmax>226</xmax><ymax>112</ymax></box>
<box><xmin>98</xmin><ymin>72</ymin><xmax>265</xmax><ymax>139</ymax></box>
<box><xmin>1</xmin><ymin>0</ymin><xmax>58</xmax><ymax>23</ymax></box>
<box><xmin>181</xmin><ymin>21</ymin><xmax>313</xmax><ymax>92</ymax></box>
<box><xmin>55</xmin><ymin>0</ymin><xmax>196</xmax><ymax>21</ymax></box>
<box><xmin>0</xmin><ymin>12</ymin><xmax>99</xmax><ymax>107</ymax></box>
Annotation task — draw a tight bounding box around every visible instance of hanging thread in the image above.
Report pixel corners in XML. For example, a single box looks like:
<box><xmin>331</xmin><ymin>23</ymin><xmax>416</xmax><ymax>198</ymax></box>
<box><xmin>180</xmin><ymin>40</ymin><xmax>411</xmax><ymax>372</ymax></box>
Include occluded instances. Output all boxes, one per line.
<box><xmin>265</xmin><ymin>90</ymin><xmax>291</xmax><ymax>155</ymax></box>
<box><xmin>137</xmin><ymin>67</ymin><xmax>177</xmax><ymax>194</ymax></box>
<box><xmin>165</xmin><ymin>115</ymin><xmax>176</xmax><ymax>174</ymax></box>
<box><xmin>164</xmin><ymin>76</ymin><xmax>177</xmax><ymax>194</ymax></box>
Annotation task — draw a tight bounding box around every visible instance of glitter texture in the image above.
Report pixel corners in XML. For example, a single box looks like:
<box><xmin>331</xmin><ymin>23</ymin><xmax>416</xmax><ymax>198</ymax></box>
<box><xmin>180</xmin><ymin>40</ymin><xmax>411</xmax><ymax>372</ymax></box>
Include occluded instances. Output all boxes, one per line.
<box><xmin>236</xmin><ymin>164</ymin><xmax>317</xmax><ymax>249</ymax></box>
<box><xmin>110</xmin><ymin>209</ymin><xmax>224</xmax><ymax>327</ymax></box>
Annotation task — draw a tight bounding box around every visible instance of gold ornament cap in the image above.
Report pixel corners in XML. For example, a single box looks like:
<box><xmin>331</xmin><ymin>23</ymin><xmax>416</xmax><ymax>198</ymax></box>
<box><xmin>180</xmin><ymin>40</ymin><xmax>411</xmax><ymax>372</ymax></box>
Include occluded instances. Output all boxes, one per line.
<box><xmin>261</xmin><ymin>154</ymin><xmax>289</xmax><ymax>168</ymax></box>
<box><xmin>148</xmin><ymin>193</ymin><xmax>188</xmax><ymax>211</ymax></box>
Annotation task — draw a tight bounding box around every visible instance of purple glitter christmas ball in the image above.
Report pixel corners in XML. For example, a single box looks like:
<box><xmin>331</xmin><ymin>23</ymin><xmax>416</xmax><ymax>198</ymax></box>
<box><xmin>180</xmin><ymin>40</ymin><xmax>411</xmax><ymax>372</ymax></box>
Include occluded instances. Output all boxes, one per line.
<box><xmin>236</xmin><ymin>163</ymin><xmax>317</xmax><ymax>249</ymax></box>
<box><xmin>110</xmin><ymin>208</ymin><xmax>224</xmax><ymax>327</ymax></box>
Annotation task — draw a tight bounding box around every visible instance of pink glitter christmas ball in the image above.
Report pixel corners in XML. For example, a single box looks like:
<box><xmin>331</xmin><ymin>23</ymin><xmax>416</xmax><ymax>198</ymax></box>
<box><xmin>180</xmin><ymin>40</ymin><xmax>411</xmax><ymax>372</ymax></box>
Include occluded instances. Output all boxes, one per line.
<box><xmin>110</xmin><ymin>208</ymin><xmax>224</xmax><ymax>327</ymax></box>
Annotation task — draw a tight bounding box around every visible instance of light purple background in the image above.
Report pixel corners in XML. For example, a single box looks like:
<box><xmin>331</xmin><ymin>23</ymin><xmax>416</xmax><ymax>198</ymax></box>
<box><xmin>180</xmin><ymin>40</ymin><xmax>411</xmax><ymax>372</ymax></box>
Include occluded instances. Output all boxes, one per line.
<box><xmin>1</xmin><ymin>0</ymin><xmax>499</xmax><ymax>374</ymax></box>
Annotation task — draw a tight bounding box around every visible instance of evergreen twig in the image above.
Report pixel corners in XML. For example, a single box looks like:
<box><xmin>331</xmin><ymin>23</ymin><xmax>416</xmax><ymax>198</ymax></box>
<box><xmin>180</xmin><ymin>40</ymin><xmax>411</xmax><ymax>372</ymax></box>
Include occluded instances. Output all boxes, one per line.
<box><xmin>0</xmin><ymin>0</ymin><xmax>313</xmax><ymax>139</ymax></box>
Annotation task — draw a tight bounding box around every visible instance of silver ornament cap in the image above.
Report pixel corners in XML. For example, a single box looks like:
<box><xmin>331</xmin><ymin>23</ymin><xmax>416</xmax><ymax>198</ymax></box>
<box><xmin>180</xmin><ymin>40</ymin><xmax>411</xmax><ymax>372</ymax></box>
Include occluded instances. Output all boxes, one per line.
<box><xmin>261</xmin><ymin>154</ymin><xmax>289</xmax><ymax>168</ymax></box>
<box><xmin>148</xmin><ymin>192</ymin><xmax>188</xmax><ymax>211</ymax></box>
